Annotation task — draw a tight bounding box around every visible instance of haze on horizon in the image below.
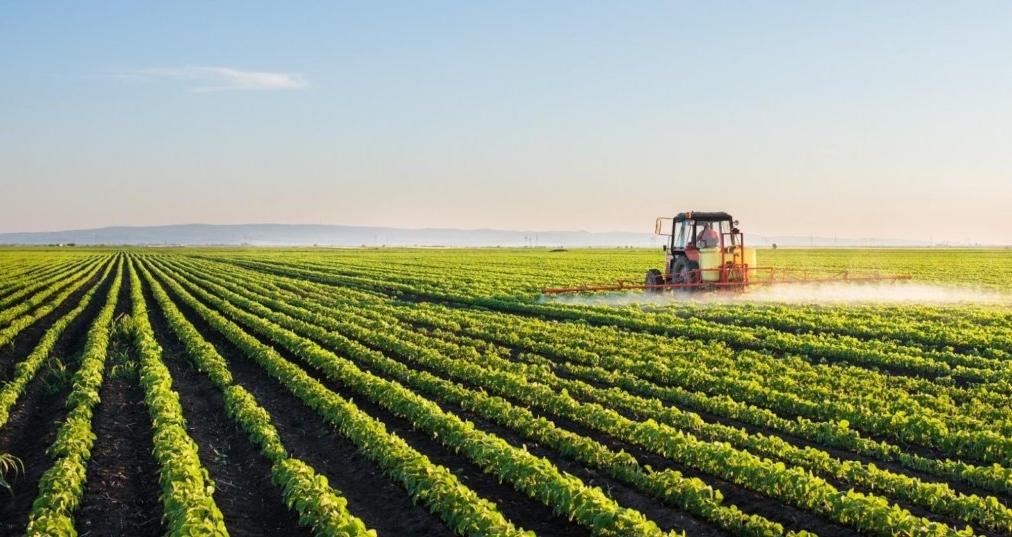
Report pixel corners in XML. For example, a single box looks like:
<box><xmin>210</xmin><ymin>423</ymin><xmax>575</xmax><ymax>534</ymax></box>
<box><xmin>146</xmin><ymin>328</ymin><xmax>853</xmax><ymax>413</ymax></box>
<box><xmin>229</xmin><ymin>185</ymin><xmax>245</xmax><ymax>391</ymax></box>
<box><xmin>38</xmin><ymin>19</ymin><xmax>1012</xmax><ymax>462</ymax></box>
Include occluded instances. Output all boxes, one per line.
<box><xmin>2</xmin><ymin>2</ymin><xmax>1010</xmax><ymax>245</ymax></box>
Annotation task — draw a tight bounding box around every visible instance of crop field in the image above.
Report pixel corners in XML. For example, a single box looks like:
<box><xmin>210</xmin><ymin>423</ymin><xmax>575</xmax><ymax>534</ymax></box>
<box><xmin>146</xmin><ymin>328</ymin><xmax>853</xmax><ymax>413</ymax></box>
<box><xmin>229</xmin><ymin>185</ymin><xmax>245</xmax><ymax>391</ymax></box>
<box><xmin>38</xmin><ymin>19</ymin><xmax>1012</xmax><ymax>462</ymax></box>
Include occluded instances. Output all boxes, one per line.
<box><xmin>2</xmin><ymin>247</ymin><xmax>1012</xmax><ymax>537</ymax></box>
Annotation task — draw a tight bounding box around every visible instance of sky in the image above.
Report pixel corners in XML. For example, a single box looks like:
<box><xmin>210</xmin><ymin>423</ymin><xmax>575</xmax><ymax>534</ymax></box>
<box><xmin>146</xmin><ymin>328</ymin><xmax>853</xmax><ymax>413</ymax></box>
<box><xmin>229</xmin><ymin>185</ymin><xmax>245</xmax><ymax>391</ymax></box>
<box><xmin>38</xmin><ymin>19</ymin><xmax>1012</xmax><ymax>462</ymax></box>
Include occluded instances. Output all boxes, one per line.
<box><xmin>2</xmin><ymin>2</ymin><xmax>1011</xmax><ymax>244</ymax></box>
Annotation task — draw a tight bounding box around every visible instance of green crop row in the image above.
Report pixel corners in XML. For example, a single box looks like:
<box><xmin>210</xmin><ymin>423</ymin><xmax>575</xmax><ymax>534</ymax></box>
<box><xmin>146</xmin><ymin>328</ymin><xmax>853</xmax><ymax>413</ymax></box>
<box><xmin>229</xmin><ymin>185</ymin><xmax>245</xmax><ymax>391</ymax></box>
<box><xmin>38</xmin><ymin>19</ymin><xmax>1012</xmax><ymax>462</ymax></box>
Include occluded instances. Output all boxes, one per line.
<box><xmin>663</xmin><ymin>303</ymin><xmax>1012</xmax><ymax>360</ymax></box>
<box><xmin>25</xmin><ymin>256</ymin><xmax>124</xmax><ymax>536</ymax></box>
<box><xmin>126</xmin><ymin>259</ymin><xmax>228</xmax><ymax>536</ymax></box>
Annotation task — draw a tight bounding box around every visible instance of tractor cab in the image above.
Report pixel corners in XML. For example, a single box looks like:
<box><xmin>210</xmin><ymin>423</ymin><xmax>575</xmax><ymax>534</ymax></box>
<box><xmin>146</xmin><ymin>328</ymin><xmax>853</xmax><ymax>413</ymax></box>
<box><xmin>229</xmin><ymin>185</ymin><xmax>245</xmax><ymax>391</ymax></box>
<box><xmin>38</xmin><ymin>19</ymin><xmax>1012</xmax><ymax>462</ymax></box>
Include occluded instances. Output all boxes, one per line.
<box><xmin>664</xmin><ymin>212</ymin><xmax>738</xmax><ymax>252</ymax></box>
<box><xmin>647</xmin><ymin>211</ymin><xmax>755</xmax><ymax>288</ymax></box>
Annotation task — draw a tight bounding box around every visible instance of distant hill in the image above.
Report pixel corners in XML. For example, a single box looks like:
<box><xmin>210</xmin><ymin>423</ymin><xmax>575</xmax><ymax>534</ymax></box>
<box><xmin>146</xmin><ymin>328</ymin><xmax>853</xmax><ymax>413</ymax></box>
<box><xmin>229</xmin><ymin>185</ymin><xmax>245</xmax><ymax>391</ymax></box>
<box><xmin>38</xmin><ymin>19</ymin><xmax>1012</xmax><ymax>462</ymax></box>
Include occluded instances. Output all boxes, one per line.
<box><xmin>0</xmin><ymin>224</ymin><xmax>660</xmax><ymax>247</ymax></box>
<box><xmin>743</xmin><ymin>235</ymin><xmax>932</xmax><ymax>248</ymax></box>
<box><xmin>0</xmin><ymin>223</ymin><xmax>948</xmax><ymax>248</ymax></box>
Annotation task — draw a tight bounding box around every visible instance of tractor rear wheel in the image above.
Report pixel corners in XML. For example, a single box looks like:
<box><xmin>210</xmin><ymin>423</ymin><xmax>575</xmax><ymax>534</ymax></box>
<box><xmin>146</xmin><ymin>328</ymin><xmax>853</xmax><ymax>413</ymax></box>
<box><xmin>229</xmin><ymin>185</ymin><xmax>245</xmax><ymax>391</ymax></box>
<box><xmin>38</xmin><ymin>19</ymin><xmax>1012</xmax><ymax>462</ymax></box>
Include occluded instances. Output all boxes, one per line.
<box><xmin>645</xmin><ymin>268</ymin><xmax>663</xmax><ymax>293</ymax></box>
<box><xmin>683</xmin><ymin>261</ymin><xmax>701</xmax><ymax>285</ymax></box>
<box><xmin>672</xmin><ymin>259</ymin><xmax>700</xmax><ymax>286</ymax></box>
<box><xmin>671</xmin><ymin>258</ymin><xmax>696</xmax><ymax>287</ymax></box>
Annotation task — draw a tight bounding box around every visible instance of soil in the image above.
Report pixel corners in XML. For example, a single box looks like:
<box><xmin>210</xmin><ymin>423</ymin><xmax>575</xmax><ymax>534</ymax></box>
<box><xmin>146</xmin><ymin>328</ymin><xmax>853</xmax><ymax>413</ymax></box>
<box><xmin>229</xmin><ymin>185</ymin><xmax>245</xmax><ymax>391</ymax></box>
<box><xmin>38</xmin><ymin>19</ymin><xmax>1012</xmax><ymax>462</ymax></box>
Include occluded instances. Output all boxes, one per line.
<box><xmin>75</xmin><ymin>372</ymin><xmax>163</xmax><ymax>536</ymax></box>
<box><xmin>76</xmin><ymin>270</ymin><xmax>162</xmax><ymax>537</ymax></box>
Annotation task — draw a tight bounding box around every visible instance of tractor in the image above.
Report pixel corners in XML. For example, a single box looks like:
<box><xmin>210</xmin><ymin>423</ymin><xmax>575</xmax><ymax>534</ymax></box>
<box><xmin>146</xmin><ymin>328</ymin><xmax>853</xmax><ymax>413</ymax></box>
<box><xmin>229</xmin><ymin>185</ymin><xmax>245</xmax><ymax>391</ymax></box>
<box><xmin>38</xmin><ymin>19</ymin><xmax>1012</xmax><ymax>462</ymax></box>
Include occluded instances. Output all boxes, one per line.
<box><xmin>645</xmin><ymin>211</ymin><xmax>757</xmax><ymax>291</ymax></box>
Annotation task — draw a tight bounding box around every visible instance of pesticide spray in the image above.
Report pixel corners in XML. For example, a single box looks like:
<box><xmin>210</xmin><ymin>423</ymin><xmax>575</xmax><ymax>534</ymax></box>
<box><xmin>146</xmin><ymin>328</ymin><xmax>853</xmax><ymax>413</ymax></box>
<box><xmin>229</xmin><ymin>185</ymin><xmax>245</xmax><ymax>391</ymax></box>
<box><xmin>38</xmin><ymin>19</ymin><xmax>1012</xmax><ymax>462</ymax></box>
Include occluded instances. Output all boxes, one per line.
<box><xmin>540</xmin><ymin>281</ymin><xmax>1011</xmax><ymax>307</ymax></box>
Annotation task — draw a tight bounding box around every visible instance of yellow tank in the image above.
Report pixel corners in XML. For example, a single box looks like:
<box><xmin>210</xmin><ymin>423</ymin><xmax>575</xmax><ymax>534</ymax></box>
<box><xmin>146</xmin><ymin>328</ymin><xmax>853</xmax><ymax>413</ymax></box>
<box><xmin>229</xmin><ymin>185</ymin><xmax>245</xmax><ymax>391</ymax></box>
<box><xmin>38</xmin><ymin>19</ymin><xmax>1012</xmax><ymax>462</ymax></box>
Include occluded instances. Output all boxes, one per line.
<box><xmin>739</xmin><ymin>247</ymin><xmax>757</xmax><ymax>272</ymax></box>
<box><xmin>698</xmin><ymin>246</ymin><xmax>757</xmax><ymax>283</ymax></box>
<box><xmin>698</xmin><ymin>248</ymin><xmax>723</xmax><ymax>282</ymax></box>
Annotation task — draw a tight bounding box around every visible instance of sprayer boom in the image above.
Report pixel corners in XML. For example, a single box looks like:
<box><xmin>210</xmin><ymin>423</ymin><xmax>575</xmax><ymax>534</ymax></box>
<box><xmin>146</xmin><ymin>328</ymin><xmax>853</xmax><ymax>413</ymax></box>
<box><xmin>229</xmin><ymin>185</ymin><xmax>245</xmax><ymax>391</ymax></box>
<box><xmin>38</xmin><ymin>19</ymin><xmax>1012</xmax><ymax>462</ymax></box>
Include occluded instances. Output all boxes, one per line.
<box><xmin>541</xmin><ymin>268</ymin><xmax>912</xmax><ymax>295</ymax></box>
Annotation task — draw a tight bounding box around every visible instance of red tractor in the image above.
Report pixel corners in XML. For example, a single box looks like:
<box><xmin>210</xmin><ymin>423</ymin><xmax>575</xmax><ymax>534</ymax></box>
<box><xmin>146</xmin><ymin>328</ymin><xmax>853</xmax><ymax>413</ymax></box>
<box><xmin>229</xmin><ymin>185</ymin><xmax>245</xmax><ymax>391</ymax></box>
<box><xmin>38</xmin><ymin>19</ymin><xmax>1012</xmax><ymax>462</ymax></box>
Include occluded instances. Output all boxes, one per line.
<box><xmin>645</xmin><ymin>211</ymin><xmax>755</xmax><ymax>291</ymax></box>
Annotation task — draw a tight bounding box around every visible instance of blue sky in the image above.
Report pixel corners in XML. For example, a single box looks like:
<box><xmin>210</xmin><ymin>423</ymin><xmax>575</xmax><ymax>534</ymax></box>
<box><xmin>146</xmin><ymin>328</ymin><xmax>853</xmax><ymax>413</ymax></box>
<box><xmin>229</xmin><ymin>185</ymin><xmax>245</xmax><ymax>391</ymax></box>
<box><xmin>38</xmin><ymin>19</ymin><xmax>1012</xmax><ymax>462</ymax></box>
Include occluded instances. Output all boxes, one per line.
<box><xmin>2</xmin><ymin>2</ymin><xmax>1010</xmax><ymax>244</ymax></box>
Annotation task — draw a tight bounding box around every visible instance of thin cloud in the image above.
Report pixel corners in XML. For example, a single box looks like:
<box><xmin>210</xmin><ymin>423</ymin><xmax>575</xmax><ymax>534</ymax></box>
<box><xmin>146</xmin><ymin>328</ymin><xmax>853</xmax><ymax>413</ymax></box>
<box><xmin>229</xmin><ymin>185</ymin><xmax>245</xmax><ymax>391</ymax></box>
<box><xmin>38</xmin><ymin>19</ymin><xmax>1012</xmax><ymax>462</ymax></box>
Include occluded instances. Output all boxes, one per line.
<box><xmin>117</xmin><ymin>66</ymin><xmax>307</xmax><ymax>92</ymax></box>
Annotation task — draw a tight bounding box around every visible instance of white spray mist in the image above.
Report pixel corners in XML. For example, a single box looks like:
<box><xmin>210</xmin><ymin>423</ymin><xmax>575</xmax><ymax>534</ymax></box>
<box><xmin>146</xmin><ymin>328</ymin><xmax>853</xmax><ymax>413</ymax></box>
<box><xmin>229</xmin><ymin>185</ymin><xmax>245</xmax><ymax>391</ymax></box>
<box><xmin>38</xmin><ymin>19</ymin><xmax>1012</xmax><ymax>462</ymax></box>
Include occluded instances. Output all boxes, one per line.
<box><xmin>540</xmin><ymin>281</ymin><xmax>1010</xmax><ymax>307</ymax></box>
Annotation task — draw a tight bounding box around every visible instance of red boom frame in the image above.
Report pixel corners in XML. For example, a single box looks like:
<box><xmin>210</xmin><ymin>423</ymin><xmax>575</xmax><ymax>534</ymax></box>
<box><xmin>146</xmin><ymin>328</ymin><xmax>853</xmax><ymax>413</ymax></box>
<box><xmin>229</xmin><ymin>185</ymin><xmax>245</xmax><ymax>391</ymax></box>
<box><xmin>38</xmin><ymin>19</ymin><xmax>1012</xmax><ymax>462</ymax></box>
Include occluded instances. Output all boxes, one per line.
<box><xmin>540</xmin><ymin>268</ymin><xmax>912</xmax><ymax>294</ymax></box>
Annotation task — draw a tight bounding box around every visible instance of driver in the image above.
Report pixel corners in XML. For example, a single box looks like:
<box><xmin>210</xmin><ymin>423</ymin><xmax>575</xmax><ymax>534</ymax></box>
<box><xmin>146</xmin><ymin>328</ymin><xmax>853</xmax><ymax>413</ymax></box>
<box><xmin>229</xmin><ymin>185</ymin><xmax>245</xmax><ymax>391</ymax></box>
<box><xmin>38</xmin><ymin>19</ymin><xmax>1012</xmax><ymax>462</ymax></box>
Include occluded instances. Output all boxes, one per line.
<box><xmin>697</xmin><ymin>223</ymin><xmax>719</xmax><ymax>248</ymax></box>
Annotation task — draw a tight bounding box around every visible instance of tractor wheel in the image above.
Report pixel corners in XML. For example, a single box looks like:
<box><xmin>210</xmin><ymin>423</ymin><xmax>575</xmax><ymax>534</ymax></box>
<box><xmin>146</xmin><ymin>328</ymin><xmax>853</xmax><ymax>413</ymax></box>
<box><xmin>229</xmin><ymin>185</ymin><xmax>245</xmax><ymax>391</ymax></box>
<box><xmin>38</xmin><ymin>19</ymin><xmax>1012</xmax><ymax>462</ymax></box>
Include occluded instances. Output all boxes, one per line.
<box><xmin>678</xmin><ymin>260</ymin><xmax>701</xmax><ymax>286</ymax></box>
<box><xmin>671</xmin><ymin>258</ymin><xmax>695</xmax><ymax>285</ymax></box>
<box><xmin>645</xmin><ymin>268</ymin><xmax>663</xmax><ymax>293</ymax></box>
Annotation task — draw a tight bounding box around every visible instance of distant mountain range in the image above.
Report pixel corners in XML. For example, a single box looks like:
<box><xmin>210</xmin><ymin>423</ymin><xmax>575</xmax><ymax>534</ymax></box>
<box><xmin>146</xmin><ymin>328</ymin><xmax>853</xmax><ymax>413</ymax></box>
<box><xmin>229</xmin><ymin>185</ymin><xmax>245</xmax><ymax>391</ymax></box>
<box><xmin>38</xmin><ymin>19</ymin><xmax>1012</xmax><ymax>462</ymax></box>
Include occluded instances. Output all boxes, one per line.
<box><xmin>0</xmin><ymin>223</ymin><xmax>942</xmax><ymax>248</ymax></box>
<box><xmin>0</xmin><ymin>224</ymin><xmax>656</xmax><ymax>247</ymax></box>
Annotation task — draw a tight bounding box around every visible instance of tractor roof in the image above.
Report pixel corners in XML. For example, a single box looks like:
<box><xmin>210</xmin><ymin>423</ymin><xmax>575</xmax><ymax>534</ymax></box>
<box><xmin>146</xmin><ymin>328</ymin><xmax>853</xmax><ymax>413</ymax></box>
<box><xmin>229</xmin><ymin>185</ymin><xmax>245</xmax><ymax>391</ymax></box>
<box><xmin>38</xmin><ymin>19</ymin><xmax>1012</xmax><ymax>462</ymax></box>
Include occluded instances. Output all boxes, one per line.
<box><xmin>673</xmin><ymin>211</ymin><xmax>734</xmax><ymax>223</ymax></box>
